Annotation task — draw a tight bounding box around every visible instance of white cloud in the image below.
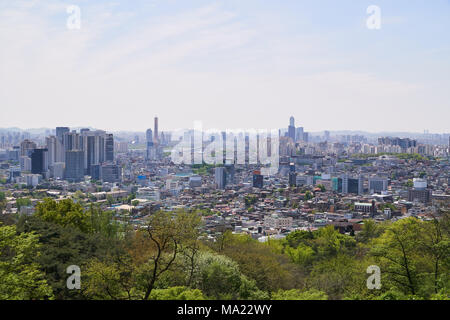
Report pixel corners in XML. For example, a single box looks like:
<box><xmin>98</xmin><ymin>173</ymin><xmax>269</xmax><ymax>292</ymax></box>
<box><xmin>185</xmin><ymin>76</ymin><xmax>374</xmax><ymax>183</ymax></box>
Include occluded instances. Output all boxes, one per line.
<box><xmin>0</xmin><ymin>1</ymin><xmax>448</xmax><ymax>133</ymax></box>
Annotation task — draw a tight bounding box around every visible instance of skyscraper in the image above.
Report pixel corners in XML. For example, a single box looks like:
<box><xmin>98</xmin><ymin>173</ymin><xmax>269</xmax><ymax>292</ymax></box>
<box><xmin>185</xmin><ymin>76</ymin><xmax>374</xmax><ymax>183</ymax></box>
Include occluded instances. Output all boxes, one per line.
<box><xmin>56</xmin><ymin>127</ymin><xmax>70</xmax><ymax>144</ymax></box>
<box><xmin>30</xmin><ymin>148</ymin><xmax>48</xmax><ymax>175</ymax></box>
<box><xmin>215</xmin><ymin>167</ymin><xmax>227</xmax><ymax>189</ymax></box>
<box><xmin>20</xmin><ymin>139</ymin><xmax>36</xmax><ymax>157</ymax></box>
<box><xmin>303</xmin><ymin>132</ymin><xmax>309</xmax><ymax>143</ymax></box>
<box><xmin>368</xmin><ymin>177</ymin><xmax>388</xmax><ymax>193</ymax></box>
<box><xmin>63</xmin><ymin>131</ymin><xmax>81</xmax><ymax>152</ymax></box>
<box><xmin>105</xmin><ymin>134</ymin><xmax>114</xmax><ymax>162</ymax></box>
<box><xmin>289</xmin><ymin>116</ymin><xmax>295</xmax><ymax>127</ymax></box>
<box><xmin>154</xmin><ymin>117</ymin><xmax>159</xmax><ymax>144</ymax></box>
<box><xmin>146</xmin><ymin>128</ymin><xmax>154</xmax><ymax>160</ymax></box>
<box><xmin>82</xmin><ymin>130</ymin><xmax>106</xmax><ymax>175</ymax></box>
<box><xmin>146</xmin><ymin>129</ymin><xmax>153</xmax><ymax>143</ymax></box>
<box><xmin>296</xmin><ymin>127</ymin><xmax>304</xmax><ymax>142</ymax></box>
<box><xmin>100</xmin><ymin>163</ymin><xmax>121</xmax><ymax>183</ymax></box>
<box><xmin>65</xmin><ymin>150</ymin><xmax>84</xmax><ymax>182</ymax></box>
<box><xmin>288</xmin><ymin>116</ymin><xmax>296</xmax><ymax>141</ymax></box>
<box><xmin>45</xmin><ymin>136</ymin><xmax>57</xmax><ymax>166</ymax></box>
<box><xmin>341</xmin><ymin>174</ymin><xmax>363</xmax><ymax>195</ymax></box>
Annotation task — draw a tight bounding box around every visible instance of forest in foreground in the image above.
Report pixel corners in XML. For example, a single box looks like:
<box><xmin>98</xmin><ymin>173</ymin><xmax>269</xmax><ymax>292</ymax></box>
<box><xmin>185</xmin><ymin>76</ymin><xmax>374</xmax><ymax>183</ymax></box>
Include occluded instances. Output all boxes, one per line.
<box><xmin>0</xmin><ymin>198</ymin><xmax>449</xmax><ymax>300</ymax></box>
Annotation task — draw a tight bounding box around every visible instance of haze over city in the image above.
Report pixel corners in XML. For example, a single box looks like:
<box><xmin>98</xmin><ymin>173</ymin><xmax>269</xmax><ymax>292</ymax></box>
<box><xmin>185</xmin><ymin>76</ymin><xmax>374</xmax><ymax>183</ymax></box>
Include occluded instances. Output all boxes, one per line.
<box><xmin>1</xmin><ymin>0</ymin><xmax>449</xmax><ymax>132</ymax></box>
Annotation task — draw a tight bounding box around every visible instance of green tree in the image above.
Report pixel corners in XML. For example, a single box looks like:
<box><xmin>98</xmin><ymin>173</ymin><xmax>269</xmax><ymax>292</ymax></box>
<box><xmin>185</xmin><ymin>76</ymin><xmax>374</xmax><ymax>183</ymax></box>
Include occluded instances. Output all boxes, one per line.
<box><xmin>244</xmin><ymin>195</ymin><xmax>258</xmax><ymax>208</ymax></box>
<box><xmin>88</xmin><ymin>204</ymin><xmax>124</xmax><ymax>239</ymax></box>
<box><xmin>356</xmin><ymin>220</ymin><xmax>385</xmax><ymax>243</ymax></box>
<box><xmin>215</xmin><ymin>233</ymin><xmax>304</xmax><ymax>292</ymax></box>
<box><xmin>416</xmin><ymin>215</ymin><xmax>450</xmax><ymax>295</ymax></box>
<box><xmin>126</xmin><ymin>193</ymin><xmax>136</xmax><ymax>204</ymax></box>
<box><xmin>84</xmin><ymin>210</ymin><xmax>202</xmax><ymax>300</ymax></box>
<box><xmin>0</xmin><ymin>224</ymin><xmax>53</xmax><ymax>299</ymax></box>
<box><xmin>34</xmin><ymin>198</ymin><xmax>92</xmax><ymax>233</ymax></box>
<box><xmin>132</xmin><ymin>200</ymin><xmax>140</xmax><ymax>207</ymax></box>
<box><xmin>304</xmin><ymin>191</ymin><xmax>313</xmax><ymax>200</ymax></box>
<box><xmin>16</xmin><ymin>215</ymin><xmax>121</xmax><ymax>299</ymax></box>
<box><xmin>107</xmin><ymin>195</ymin><xmax>115</xmax><ymax>206</ymax></box>
<box><xmin>0</xmin><ymin>192</ymin><xmax>6</xmax><ymax>214</ymax></box>
<box><xmin>139</xmin><ymin>210</ymin><xmax>202</xmax><ymax>299</ymax></box>
<box><xmin>149</xmin><ymin>286</ymin><xmax>205</xmax><ymax>300</ymax></box>
<box><xmin>371</xmin><ymin>218</ymin><xmax>423</xmax><ymax>296</ymax></box>
<box><xmin>308</xmin><ymin>254</ymin><xmax>368</xmax><ymax>300</ymax></box>
<box><xmin>272</xmin><ymin>288</ymin><xmax>328</xmax><ymax>300</ymax></box>
<box><xmin>192</xmin><ymin>251</ymin><xmax>243</xmax><ymax>299</ymax></box>
<box><xmin>16</xmin><ymin>197</ymin><xmax>32</xmax><ymax>210</ymax></box>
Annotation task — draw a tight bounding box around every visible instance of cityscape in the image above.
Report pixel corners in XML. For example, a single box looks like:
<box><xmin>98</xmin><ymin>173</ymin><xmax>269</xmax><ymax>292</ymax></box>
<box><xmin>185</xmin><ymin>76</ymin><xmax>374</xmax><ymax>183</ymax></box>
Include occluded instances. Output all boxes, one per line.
<box><xmin>0</xmin><ymin>0</ymin><xmax>449</xmax><ymax>308</ymax></box>
<box><xmin>0</xmin><ymin>116</ymin><xmax>449</xmax><ymax>301</ymax></box>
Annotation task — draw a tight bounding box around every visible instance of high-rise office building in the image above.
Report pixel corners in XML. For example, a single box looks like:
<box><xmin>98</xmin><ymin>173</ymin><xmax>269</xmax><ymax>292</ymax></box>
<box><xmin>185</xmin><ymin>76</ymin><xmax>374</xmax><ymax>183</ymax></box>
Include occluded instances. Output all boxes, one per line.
<box><xmin>303</xmin><ymin>132</ymin><xmax>309</xmax><ymax>143</ymax></box>
<box><xmin>154</xmin><ymin>117</ymin><xmax>159</xmax><ymax>144</ymax></box>
<box><xmin>20</xmin><ymin>139</ymin><xmax>36</xmax><ymax>157</ymax></box>
<box><xmin>56</xmin><ymin>127</ymin><xmax>70</xmax><ymax>144</ymax></box>
<box><xmin>7</xmin><ymin>146</ymin><xmax>20</xmax><ymax>161</ymax></box>
<box><xmin>49</xmin><ymin>162</ymin><xmax>65</xmax><ymax>179</ymax></box>
<box><xmin>296</xmin><ymin>127</ymin><xmax>304</xmax><ymax>142</ymax></box>
<box><xmin>332</xmin><ymin>177</ymin><xmax>343</xmax><ymax>192</ymax></box>
<box><xmin>117</xmin><ymin>142</ymin><xmax>128</xmax><ymax>153</ymax></box>
<box><xmin>342</xmin><ymin>174</ymin><xmax>363</xmax><ymax>195</ymax></box>
<box><xmin>90</xmin><ymin>164</ymin><xmax>101</xmax><ymax>180</ymax></box>
<box><xmin>225</xmin><ymin>163</ymin><xmax>235</xmax><ymax>185</ymax></box>
<box><xmin>20</xmin><ymin>156</ymin><xmax>32</xmax><ymax>172</ymax></box>
<box><xmin>81</xmin><ymin>130</ymin><xmax>107</xmax><ymax>175</ymax></box>
<box><xmin>101</xmin><ymin>163</ymin><xmax>121</xmax><ymax>183</ymax></box>
<box><xmin>46</xmin><ymin>135</ymin><xmax>65</xmax><ymax>165</ymax></box>
<box><xmin>215</xmin><ymin>167</ymin><xmax>227</xmax><ymax>189</ymax></box>
<box><xmin>46</xmin><ymin>136</ymin><xmax>57</xmax><ymax>166</ymax></box>
<box><xmin>105</xmin><ymin>134</ymin><xmax>114</xmax><ymax>162</ymax></box>
<box><xmin>63</xmin><ymin>131</ymin><xmax>81</xmax><ymax>151</ymax></box>
<box><xmin>288</xmin><ymin>116</ymin><xmax>296</xmax><ymax>141</ymax></box>
<box><xmin>368</xmin><ymin>177</ymin><xmax>389</xmax><ymax>193</ymax></box>
<box><xmin>146</xmin><ymin>128</ymin><xmax>155</xmax><ymax>160</ymax></box>
<box><xmin>65</xmin><ymin>150</ymin><xmax>84</xmax><ymax>182</ymax></box>
<box><xmin>146</xmin><ymin>129</ymin><xmax>153</xmax><ymax>143</ymax></box>
<box><xmin>30</xmin><ymin>148</ymin><xmax>48</xmax><ymax>175</ymax></box>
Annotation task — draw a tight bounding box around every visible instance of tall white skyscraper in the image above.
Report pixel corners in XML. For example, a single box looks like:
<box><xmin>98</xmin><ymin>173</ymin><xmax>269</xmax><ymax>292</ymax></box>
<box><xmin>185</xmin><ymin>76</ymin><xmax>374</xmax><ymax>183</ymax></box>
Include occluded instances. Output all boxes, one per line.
<box><xmin>215</xmin><ymin>167</ymin><xmax>227</xmax><ymax>189</ymax></box>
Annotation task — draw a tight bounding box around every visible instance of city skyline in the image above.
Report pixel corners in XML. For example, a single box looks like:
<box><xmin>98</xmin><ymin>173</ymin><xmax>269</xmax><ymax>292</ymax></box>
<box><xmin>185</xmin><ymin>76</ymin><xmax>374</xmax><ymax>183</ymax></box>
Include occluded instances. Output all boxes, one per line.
<box><xmin>0</xmin><ymin>113</ymin><xmax>449</xmax><ymax>136</ymax></box>
<box><xmin>1</xmin><ymin>1</ymin><xmax>449</xmax><ymax>306</ymax></box>
<box><xmin>0</xmin><ymin>124</ymin><xmax>449</xmax><ymax>136</ymax></box>
<box><xmin>1</xmin><ymin>1</ymin><xmax>449</xmax><ymax>132</ymax></box>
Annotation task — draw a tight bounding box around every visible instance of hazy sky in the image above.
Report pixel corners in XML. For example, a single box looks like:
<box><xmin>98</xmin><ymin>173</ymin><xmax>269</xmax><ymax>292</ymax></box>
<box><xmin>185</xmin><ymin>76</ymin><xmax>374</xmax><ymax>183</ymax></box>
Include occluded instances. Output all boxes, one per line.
<box><xmin>1</xmin><ymin>0</ymin><xmax>449</xmax><ymax>133</ymax></box>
